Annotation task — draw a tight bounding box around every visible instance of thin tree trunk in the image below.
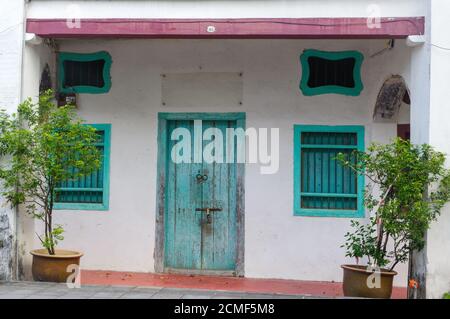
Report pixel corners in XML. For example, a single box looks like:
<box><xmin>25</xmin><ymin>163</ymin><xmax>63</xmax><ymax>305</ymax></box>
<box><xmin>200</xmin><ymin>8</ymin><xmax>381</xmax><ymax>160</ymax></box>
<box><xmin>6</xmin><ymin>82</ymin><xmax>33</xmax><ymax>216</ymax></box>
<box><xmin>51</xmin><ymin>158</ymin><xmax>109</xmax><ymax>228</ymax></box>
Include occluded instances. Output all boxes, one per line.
<box><xmin>44</xmin><ymin>203</ymin><xmax>51</xmax><ymax>255</ymax></box>
<box><xmin>382</xmin><ymin>231</ymin><xmax>390</xmax><ymax>258</ymax></box>
<box><xmin>376</xmin><ymin>222</ymin><xmax>384</xmax><ymax>262</ymax></box>
<box><xmin>48</xmin><ymin>182</ymin><xmax>55</xmax><ymax>255</ymax></box>
<box><xmin>48</xmin><ymin>209</ymin><xmax>54</xmax><ymax>255</ymax></box>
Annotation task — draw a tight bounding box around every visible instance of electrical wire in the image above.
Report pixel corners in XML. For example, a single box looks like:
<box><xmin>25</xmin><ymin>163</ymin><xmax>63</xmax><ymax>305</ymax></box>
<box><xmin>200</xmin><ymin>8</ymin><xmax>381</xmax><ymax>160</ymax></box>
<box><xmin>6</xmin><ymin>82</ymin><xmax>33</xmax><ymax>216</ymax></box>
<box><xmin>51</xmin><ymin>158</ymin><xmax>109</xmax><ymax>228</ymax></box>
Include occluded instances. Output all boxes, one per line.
<box><xmin>431</xmin><ymin>43</ymin><xmax>450</xmax><ymax>51</ymax></box>
<box><xmin>0</xmin><ymin>22</ymin><xmax>23</xmax><ymax>35</ymax></box>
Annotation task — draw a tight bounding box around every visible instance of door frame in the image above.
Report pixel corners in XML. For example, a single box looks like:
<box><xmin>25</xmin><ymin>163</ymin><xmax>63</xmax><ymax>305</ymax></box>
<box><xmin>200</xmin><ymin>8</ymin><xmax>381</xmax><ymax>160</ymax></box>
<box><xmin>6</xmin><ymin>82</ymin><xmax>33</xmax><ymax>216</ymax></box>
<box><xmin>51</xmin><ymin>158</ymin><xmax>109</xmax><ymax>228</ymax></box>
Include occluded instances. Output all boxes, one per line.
<box><xmin>154</xmin><ymin>112</ymin><xmax>246</xmax><ymax>276</ymax></box>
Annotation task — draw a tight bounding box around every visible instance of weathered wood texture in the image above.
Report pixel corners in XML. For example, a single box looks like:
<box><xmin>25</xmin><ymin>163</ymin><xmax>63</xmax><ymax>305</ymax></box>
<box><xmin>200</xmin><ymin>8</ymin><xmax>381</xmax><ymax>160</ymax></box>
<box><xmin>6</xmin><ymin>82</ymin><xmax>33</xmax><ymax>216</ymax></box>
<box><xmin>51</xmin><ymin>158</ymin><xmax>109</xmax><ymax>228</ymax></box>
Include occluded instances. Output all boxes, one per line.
<box><xmin>165</xmin><ymin>120</ymin><xmax>237</xmax><ymax>271</ymax></box>
<box><xmin>155</xmin><ymin>114</ymin><xmax>245</xmax><ymax>276</ymax></box>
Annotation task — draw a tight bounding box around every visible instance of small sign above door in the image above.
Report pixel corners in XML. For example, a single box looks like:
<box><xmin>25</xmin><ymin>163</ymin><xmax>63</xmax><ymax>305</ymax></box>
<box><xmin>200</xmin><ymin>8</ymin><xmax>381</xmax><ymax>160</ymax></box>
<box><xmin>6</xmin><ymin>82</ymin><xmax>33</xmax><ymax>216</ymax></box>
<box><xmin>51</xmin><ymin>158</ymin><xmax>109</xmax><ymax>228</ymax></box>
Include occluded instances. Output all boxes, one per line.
<box><xmin>161</xmin><ymin>72</ymin><xmax>243</xmax><ymax>108</ymax></box>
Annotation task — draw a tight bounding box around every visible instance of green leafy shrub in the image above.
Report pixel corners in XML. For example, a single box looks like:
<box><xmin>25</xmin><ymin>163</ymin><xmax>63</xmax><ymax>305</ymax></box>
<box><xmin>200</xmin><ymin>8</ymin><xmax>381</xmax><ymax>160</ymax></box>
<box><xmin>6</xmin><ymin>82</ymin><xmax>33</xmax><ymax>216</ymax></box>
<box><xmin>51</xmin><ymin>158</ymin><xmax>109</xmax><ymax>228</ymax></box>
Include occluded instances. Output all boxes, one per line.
<box><xmin>338</xmin><ymin>138</ymin><xmax>450</xmax><ymax>271</ymax></box>
<box><xmin>0</xmin><ymin>90</ymin><xmax>100</xmax><ymax>255</ymax></box>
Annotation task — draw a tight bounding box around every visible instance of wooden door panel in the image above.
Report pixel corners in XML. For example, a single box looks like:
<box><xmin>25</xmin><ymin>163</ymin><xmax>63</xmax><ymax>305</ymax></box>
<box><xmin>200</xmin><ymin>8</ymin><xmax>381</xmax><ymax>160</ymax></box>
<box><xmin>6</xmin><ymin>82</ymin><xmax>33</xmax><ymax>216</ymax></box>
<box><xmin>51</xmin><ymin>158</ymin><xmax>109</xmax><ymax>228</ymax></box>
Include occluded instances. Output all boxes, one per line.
<box><xmin>201</xmin><ymin>120</ymin><xmax>237</xmax><ymax>270</ymax></box>
<box><xmin>165</xmin><ymin>119</ymin><xmax>237</xmax><ymax>271</ymax></box>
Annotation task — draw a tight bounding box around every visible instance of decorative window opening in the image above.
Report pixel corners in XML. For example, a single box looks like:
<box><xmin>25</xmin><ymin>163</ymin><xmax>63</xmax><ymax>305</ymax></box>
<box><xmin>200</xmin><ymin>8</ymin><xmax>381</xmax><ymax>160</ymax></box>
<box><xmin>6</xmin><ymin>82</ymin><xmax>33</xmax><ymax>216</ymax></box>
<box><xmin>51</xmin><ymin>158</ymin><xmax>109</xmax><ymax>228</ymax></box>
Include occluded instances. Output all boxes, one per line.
<box><xmin>54</xmin><ymin>124</ymin><xmax>111</xmax><ymax>211</ymax></box>
<box><xmin>300</xmin><ymin>50</ymin><xmax>364</xmax><ymax>96</ymax></box>
<box><xmin>58</xmin><ymin>51</ymin><xmax>112</xmax><ymax>94</ymax></box>
<box><xmin>294</xmin><ymin>125</ymin><xmax>365</xmax><ymax>218</ymax></box>
<box><xmin>373</xmin><ymin>75</ymin><xmax>410</xmax><ymax>122</ymax></box>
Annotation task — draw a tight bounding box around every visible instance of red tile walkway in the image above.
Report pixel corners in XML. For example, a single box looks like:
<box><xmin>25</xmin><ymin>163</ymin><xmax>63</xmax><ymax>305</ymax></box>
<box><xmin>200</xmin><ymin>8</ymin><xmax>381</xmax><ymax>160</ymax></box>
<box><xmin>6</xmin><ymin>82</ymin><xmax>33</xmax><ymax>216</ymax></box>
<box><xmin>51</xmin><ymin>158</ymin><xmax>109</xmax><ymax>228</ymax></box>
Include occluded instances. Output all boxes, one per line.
<box><xmin>81</xmin><ymin>270</ymin><xmax>407</xmax><ymax>299</ymax></box>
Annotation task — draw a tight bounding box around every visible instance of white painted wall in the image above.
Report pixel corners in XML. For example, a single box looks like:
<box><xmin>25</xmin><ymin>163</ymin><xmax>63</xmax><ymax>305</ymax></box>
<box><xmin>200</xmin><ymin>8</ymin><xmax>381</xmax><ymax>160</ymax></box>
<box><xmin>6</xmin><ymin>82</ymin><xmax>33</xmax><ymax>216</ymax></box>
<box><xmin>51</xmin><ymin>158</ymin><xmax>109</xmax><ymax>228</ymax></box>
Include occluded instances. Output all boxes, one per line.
<box><xmin>423</xmin><ymin>0</ymin><xmax>450</xmax><ymax>299</ymax></box>
<box><xmin>0</xmin><ymin>0</ymin><xmax>24</xmax><ymax>110</ymax></box>
<box><xmin>0</xmin><ymin>0</ymin><xmax>25</xmax><ymax>281</ymax></box>
<box><xmin>406</xmin><ymin>0</ymin><xmax>450</xmax><ymax>299</ymax></box>
<box><xmin>25</xmin><ymin>38</ymin><xmax>414</xmax><ymax>286</ymax></box>
<box><xmin>27</xmin><ymin>0</ymin><xmax>425</xmax><ymax>19</ymax></box>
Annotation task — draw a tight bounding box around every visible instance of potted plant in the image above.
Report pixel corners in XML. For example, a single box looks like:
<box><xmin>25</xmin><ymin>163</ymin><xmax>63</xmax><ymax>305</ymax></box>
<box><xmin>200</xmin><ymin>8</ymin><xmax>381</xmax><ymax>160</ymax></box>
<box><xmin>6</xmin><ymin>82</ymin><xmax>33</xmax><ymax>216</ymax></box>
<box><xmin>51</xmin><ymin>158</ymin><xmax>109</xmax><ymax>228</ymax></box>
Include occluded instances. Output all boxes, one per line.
<box><xmin>337</xmin><ymin>138</ymin><xmax>450</xmax><ymax>298</ymax></box>
<box><xmin>0</xmin><ymin>90</ymin><xmax>101</xmax><ymax>282</ymax></box>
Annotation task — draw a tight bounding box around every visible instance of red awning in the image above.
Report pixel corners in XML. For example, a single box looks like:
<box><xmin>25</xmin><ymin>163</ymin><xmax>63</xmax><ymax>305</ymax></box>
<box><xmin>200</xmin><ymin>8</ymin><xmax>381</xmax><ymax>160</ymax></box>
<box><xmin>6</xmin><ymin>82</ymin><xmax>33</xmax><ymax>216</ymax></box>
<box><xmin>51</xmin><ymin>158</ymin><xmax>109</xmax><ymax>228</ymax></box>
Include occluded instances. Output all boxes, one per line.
<box><xmin>26</xmin><ymin>17</ymin><xmax>424</xmax><ymax>39</ymax></box>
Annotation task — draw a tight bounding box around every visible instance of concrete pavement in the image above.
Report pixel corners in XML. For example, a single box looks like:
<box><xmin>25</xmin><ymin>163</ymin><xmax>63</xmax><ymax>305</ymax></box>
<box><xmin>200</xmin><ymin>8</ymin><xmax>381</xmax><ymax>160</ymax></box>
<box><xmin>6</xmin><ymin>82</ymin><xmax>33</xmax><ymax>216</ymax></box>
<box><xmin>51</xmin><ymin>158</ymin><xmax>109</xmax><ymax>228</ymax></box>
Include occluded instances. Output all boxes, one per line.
<box><xmin>0</xmin><ymin>281</ymin><xmax>319</xmax><ymax>299</ymax></box>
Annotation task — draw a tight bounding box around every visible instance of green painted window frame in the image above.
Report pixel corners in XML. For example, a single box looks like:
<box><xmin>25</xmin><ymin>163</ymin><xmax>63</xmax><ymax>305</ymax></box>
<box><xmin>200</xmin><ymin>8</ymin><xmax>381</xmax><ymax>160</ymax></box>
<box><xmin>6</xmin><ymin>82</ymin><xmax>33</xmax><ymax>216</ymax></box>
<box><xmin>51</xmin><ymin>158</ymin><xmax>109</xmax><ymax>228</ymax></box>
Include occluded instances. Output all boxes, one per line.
<box><xmin>54</xmin><ymin>124</ymin><xmax>111</xmax><ymax>211</ymax></box>
<box><xmin>293</xmin><ymin>125</ymin><xmax>365</xmax><ymax>218</ymax></box>
<box><xmin>300</xmin><ymin>49</ymin><xmax>364</xmax><ymax>96</ymax></box>
<box><xmin>58</xmin><ymin>51</ymin><xmax>112</xmax><ymax>94</ymax></box>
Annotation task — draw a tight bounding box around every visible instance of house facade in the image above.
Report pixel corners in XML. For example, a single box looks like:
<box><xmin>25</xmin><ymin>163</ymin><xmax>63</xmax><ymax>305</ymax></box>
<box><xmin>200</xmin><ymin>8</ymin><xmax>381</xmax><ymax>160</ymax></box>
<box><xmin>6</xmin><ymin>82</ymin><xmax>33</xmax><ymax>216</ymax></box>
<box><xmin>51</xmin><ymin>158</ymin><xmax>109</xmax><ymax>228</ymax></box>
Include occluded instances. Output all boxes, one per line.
<box><xmin>0</xmin><ymin>0</ymin><xmax>449</xmax><ymax>299</ymax></box>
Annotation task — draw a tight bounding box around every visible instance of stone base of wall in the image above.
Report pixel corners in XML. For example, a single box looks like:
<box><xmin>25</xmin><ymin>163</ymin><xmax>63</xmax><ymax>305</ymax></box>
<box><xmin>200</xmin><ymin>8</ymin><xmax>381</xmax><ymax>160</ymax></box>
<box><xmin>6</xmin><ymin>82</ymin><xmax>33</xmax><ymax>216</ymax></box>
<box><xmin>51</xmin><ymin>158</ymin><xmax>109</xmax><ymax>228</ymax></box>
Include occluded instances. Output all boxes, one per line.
<box><xmin>0</xmin><ymin>212</ymin><xmax>13</xmax><ymax>281</ymax></box>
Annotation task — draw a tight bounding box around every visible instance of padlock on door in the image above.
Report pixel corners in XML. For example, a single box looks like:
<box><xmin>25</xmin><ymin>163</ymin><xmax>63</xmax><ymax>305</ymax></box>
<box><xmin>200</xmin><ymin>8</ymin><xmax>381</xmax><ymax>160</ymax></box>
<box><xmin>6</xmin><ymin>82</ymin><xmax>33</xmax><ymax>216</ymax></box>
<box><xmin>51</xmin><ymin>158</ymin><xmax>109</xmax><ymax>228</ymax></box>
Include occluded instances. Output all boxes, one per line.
<box><xmin>195</xmin><ymin>207</ymin><xmax>222</xmax><ymax>224</ymax></box>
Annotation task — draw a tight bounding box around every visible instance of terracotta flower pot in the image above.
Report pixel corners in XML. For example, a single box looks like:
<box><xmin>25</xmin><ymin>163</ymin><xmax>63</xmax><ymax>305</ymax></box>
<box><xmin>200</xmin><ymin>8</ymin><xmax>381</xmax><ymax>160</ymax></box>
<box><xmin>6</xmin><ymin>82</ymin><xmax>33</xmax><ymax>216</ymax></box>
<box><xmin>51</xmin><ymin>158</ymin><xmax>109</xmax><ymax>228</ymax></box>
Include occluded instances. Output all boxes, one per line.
<box><xmin>31</xmin><ymin>249</ymin><xmax>83</xmax><ymax>283</ymax></box>
<box><xmin>341</xmin><ymin>264</ymin><xmax>397</xmax><ymax>298</ymax></box>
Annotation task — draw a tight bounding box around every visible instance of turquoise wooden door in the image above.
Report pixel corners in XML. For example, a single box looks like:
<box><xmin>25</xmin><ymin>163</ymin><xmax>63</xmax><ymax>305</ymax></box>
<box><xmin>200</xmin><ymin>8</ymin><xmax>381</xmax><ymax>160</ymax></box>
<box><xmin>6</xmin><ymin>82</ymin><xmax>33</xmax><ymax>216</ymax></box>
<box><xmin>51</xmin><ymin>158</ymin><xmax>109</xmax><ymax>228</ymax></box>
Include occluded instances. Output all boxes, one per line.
<box><xmin>164</xmin><ymin>119</ymin><xmax>238</xmax><ymax>272</ymax></box>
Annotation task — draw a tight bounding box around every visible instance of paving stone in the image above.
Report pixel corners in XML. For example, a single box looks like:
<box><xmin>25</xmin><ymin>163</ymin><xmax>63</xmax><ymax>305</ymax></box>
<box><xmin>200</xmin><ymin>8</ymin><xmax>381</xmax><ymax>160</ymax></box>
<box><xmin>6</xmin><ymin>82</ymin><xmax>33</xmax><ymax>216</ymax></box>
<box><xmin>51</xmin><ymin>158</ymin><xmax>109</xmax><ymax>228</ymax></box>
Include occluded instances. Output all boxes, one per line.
<box><xmin>152</xmin><ymin>294</ymin><xmax>183</xmax><ymax>299</ymax></box>
<box><xmin>0</xmin><ymin>282</ymin><xmax>28</xmax><ymax>286</ymax></box>
<box><xmin>211</xmin><ymin>293</ymin><xmax>246</xmax><ymax>299</ymax></box>
<box><xmin>133</xmin><ymin>287</ymin><xmax>163</xmax><ymax>293</ymax></box>
<box><xmin>3</xmin><ymin>283</ymin><xmax>45</xmax><ymax>289</ymax></box>
<box><xmin>274</xmin><ymin>294</ymin><xmax>305</xmax><ymax>299</ymax></box>
<box><xmin>73</xmin><ymin>286</ymin><xmax>107</xmax><ymax>291</ymax></box>
<box><xmin>35</xmin><ymin>283</ymin><xmax>58</xmax><ymax>288</ymax></box>
<box><xmin>64</xmin><ymin>287</ymin><xmax>100</xmax><ymax>292</ymax></box>
<box><xmin>161</xmin><ymin>287</ymin><xmax>212</xmax><ymax>294</ymax></box>
<box><xmin>151</xmin><ymin>290</ymin><xmax>184</xmax><ymax>299</ymax></box>
<box><xmin>37</xmin><ymin>289</ymin><xmax>77</xmax><ymax>296</ymax></box>
<box><xmin>181</xmin><ymin>293</ymin><xmax>215</xmax><ymax>299</ymax></box>
<box><xmin>1</xmin><ymin>290</ymin><xmax>42</xmax><ymax>297</ymax></box>
<box><xmin>0</xmin><ymin>287</ymin><xmax>13</xmax><ymax>293</ymax></box>
<box><xmin>303</xmin><ymin>295</ymin><xmax>334</xmax><ymax>299</ymax></box>
<box><xmin>3</xmin><ymin>289</ymin><xmax>43</xmax><ymax>295</ymax></box>
<box><xmin>89</xmin><ymin>288</ymin><xmax>134</xmax><ymax>299</ymax></box>
<box><xmin>58</xmin><ymin>294</ymin><xmax>94</xmax><ymax>299</ymax></box>
<box><xmin>26</xmin><ymin>294</ymin><xmax>60</xmax><ymax>299</ymax></box>
<box><xmin>119</xmin><ymin>292</ymin><xmax>158</xmax><ymax>299</ymax></box>
<box><xmin>168</xmin><ymin>288</ymin><xmax>216</xmax><ymax>299</ymax></box>
<box><xmin>9</xmin><ymin>287</ymin><xmax>50</xmax><ymax>294</ymax></box>
<box><xmin>243</xmin><ymin>293</ymin><xmax>283</xmax><ymax>299</ymax></box>
<box><xmin>211</xmin><ymin>295</ymin><xmax>241</xmax><ymax>299</ymax></box>
<box><xmin>0</xmin><ymin>294</ymin><xmax>28</xmax><ymax>299</ymax></box>
<box><xmin>90</xmin><ymin>296</ymin><xmax>123</xmax><ymax>299</ymax></box>
<box><xmin>0</xmin><ymin>281</ymin><xmax>321</xmax><ymax>299</ymax></box>
<box><xmin>0</xmin><ymin>289</ymin><xmax>27</xmax><ymax>296</ymax></box>
<box><xmin>96</xmin><ymin>286</ymin><xmax>135</xmax><ymax>294</ymax></box>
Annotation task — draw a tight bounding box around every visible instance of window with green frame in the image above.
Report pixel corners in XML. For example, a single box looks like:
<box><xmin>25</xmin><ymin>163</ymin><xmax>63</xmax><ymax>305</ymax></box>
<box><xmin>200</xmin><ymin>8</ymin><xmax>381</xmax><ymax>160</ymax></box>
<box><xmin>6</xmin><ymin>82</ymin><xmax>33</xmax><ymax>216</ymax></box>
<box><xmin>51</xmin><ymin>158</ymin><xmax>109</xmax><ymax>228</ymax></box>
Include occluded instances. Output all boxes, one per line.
<box><xmin>293</xmin><ymin>125</ymin><xmax>365</xmax><ymax>218</ymax></box>
<box><xmin>54</xmin><ymin>124</ymin><xmax>111</xmax><ymax>211</ymax></box>
<box><xmin>300</xmin><ymin>49</ymin><xmax>364</xmax><ymax>96</ymax></box>
<box><xmin>58</xmin><ymin>51</ymin><xmax>112</xmax><ymax>94</ymax></box>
